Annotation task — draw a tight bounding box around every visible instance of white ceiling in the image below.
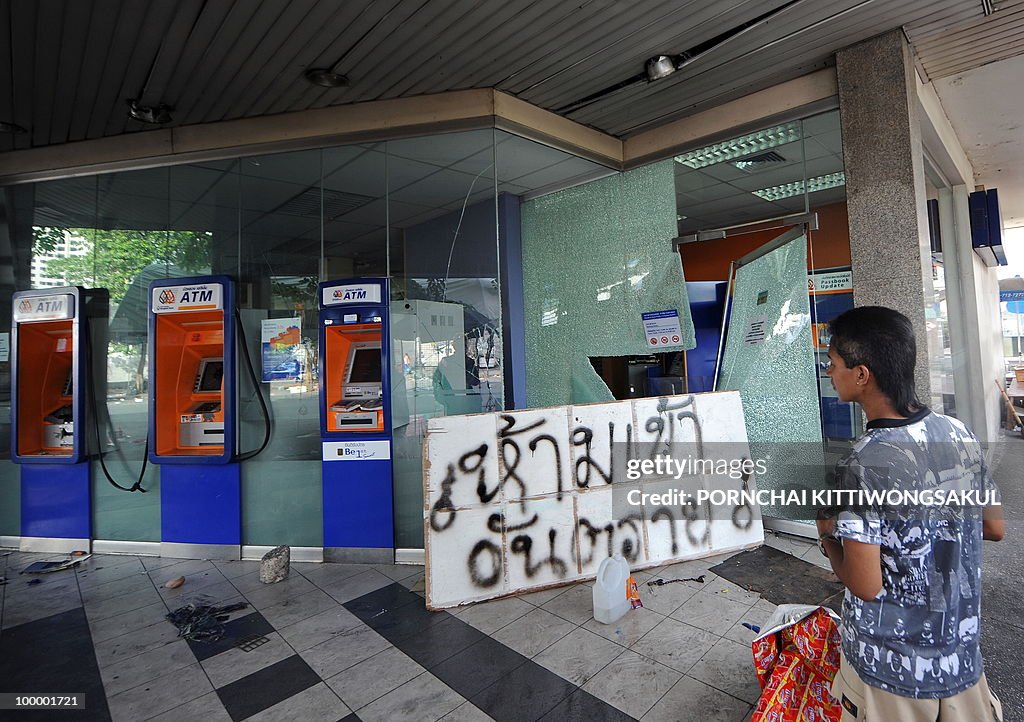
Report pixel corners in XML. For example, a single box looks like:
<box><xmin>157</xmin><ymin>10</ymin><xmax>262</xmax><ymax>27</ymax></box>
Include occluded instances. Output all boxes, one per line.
<box><xmin>930</xmin><ymin>53</ymin><xmax>1024</xmax><ymax>228</ymax></box>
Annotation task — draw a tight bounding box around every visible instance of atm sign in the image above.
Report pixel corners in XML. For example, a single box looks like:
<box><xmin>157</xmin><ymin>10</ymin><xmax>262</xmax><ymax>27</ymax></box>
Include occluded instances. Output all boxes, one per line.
<box><xmin>14</xmin><ymin>293</ymin><xmax>74</xmax><ymax>321</ymax></box>
<box><xmin>152</xmin><ymin>283</ymin><xmax>223</xmax><ymax>314</ymax></box>
<box><xmin>322</xmin><ymin>283</ymin><xmax>382</xmax><ymax>306</ymax></box>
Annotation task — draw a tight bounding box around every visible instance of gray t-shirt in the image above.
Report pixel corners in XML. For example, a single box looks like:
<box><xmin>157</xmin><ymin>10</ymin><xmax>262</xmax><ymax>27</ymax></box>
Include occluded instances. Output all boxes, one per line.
<box><xmin>833</xmin><ymin>408</ymin><xmax>999</xmax><ymax>699</ymax></box>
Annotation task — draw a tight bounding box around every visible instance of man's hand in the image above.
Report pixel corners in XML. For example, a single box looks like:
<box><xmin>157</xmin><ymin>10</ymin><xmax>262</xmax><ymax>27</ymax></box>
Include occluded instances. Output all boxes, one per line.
<box><xmin>816</xmin><ymin>516</ymin><xmax>836</xmax><ymax>538</ymax></box>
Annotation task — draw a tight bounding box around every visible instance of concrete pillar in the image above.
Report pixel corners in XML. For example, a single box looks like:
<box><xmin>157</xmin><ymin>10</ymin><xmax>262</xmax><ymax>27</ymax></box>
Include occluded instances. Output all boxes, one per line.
<box><xmin>837</xmin><ymin>30</ymin><xmax>934</xmax><ymax>402</ymax></box>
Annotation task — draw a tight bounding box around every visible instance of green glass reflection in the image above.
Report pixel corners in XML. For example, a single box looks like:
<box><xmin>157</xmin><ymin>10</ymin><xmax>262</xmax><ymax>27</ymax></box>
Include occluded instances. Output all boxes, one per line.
<box><xmin>0</xmin><ymin>464</ymin><xmax>19</xmax><ymax>537</ymax></box>
<box><xmin>521</xmin><ymin>161</ymin><xmax>694</xmax><ymax>407</ymax></box>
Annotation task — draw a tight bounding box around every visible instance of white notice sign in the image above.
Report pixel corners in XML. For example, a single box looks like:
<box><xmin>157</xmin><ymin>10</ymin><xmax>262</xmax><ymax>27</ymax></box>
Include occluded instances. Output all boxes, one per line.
<box><xmin>322</xmin><ymin>440</ymin><xmax>391</xmax><ymax>462</ymax></box>
<box><xmin>641</xmin><ymin>310</ymin><xmax>683</xmax><ymax>349</ymax></box>
<box><xmin>152</xmin><ymin>283</ymin><xmax>224</xmax><ymax>314</ymax></box>
<box><xmin>0</xmin><ymin>333</ymin><xmax>8</xmax><ymax>362</ymax></box>
<box><xmin>744</xmin><ymin>315</ymin><xmax>769</xmax><ymax>345</ymax></box>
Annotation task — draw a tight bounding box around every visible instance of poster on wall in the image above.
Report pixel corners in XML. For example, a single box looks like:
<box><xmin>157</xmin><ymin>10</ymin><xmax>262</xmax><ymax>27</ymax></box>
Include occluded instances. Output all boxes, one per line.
<box><xmin>260</xmin><ymin>318</ymin><xmax>302</xmax><ymax>382</ymax></box>
<box><xmin>0</xmin><ymin>332</ymin><xmax>8</xmax><ymax>362</ymax></box>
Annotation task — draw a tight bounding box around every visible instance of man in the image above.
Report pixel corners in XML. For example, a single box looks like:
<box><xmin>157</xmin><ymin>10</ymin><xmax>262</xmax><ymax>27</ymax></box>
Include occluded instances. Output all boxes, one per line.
<box><xmin>816</xmin><ymin>306</ymin><xmax>1004</xmax><ymax>721</ymax></box>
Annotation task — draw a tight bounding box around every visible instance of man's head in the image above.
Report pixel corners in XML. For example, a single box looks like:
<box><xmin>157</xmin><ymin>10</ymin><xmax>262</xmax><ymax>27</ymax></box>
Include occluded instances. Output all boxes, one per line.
<box><xmin>826</xmin><ymin>306</ymin><xmax>921</xmax><ymax>415</ymax></box>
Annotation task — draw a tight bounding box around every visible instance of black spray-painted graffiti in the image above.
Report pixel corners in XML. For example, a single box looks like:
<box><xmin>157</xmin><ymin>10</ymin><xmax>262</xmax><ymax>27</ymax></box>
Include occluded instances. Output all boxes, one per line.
<box><xmin>428</xmin><ymin>396</ymin><xmax>755</xmax><ymax>590</ymax></box>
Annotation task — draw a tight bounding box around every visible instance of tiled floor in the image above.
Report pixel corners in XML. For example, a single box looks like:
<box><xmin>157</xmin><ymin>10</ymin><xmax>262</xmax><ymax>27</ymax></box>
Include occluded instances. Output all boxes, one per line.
<box><xmin>0</xmin><ymin>537</ymin><xmax>821</xmax><ymax>721</ymax></box>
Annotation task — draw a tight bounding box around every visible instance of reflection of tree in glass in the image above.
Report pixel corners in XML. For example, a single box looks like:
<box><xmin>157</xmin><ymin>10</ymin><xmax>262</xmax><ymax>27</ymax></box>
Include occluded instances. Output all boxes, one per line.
<box><xmin>33</xmin><ymin>227</ymin><xmax>211</xmax><ymax>304</ymax></box>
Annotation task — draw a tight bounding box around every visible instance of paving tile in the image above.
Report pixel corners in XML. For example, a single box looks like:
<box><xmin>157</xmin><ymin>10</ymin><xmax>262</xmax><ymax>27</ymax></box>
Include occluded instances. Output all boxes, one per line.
<box><xmin>364</xmin><ymin>599</ymin><xmax>450</xmax><ymax>641</ymax></box>
<box><xmin>237</xmin><ymin>572</ymin><xmax>318</xmax><ymax>610</ymax></box>
<box><xmin>431</xmin><ymin>637</ymin><xmax>529</xmax><ymax>700</ymax></box>
<box><xmin>299</xmin><ymin>620</ymin><xmax>392</xmax><ymax>678</ymax></box>
<box><xmin>149</xmin><ymin>559</ymin><xmax>220</xmax><ymax>587</ymax></box>
<box><xmin>687</xmin><ymin>637</ymin><xmax>762</xmax><ymax>704</ymax></box>
<box><xmin>99</xmin><ymin>638</ymin><xmax>199</xmax><ymax>697</ymax></box>
<box><xmin>147</xmin><ymin>691</ymin><xmax>232</xmax><ymax>722</ymax></box>
<box><xmin>94</xmin><ymin>618</ymin><xmax>181</xmax><ymax>667</ymax></box>
<box><xmin>641</xmin><ymin>674</ymin><xmax>753</xmax><ymax>721</ymax></box>
<box><xmin>216</xmin><ymin>654</ymin><xmax>322</xmax><ymax>720</ymax></box>
<box><xmin>722</xmin><ymin>599</ymin><xmax>777</xmax><ymax>646</ymax></box>
<box><xmin>399</xmin><ymin>570</ymin><xmax>426</xmax><ymax>593</ymax></box>
<box><xmin>652</xmin><ymin>559</ymin><xmax>720</xmax><ymax>587</ymax></box>
<box><xmin>326</xmin><ymin>646</ymin><xmax>425</xmax><ymax>710</ymax></box>
<box><xmin>670</xmin><ymin>589</ymin><xmax>755</xmax><ymax>634</ymax></box>
<box><xmin>141</xmin><ymin>555</ymin><xmax>191</xmax><ymax>571</ymax></box>
<box><xmin>581</xmin><ymin>649</ymin><xmax>682</xmax><ymax>719</ymax></box>
<box><xmin>638</xmin><ymin>576</ymin><xmax>701</xmax><ymax>615</ymax></box>
<box><xmin>452</xmin><ymin>595</ymin><xmax>534</xmax><ymax>635</ymax></box>
<box><xmin>582</xmin><ymin>606</ymin><xmax>665</xmax><ymax>648</ymax></box>
<box><xmin>357</xmin><ymin>671</ymin><xmax>464</xmax><ymax>722</ymax></box>
<box><xmin>539</xmin><ymin>584</ymin><xmax>595</xmax><ymax>625</ymax></box>
<box><xmin>83</xmin><ymin>585</ymin><xmax>164</xmax><ymax>623</ymax></box>
<box><xmin>259</xmin><ymin>587</ymin><xmax>339</xmax><ymax>629</ymax></box>
<box><xmin>515</xmin><ymin>583</ymin><xmax>576</xmax><ymax>607</ymax></box>
<box><xmin>392</xmin><ymin>614</ymin><xmax>487</xmax><ymax>669</ymax></box>
<box><xmin>243</xmin><ymin>681</ymin><xmax>351</xmax><ymax>722</ymax></box>
<box><xmin>631</xmin><ymin>617</ymin><xmax>719</xmax><ymax>674</ymax></box>
<box><xmin>212</xmin><ymin>559</ymin><xmax>262</xmax><ymax>580</ymax></box>
<box><xmin>345</xmin><ymin>581</ymin><xmax>423</xmax><ymax>620</ymax></box>
<box><xmin>276</xmin><ymin>605</ymin><xmax>366</xmax><ymax>653</ymax></box>
<box><xmin>186</xmin><ymin>610</ymin><xmax>274</xmax><ymax>662</ymax></box>
<box><xmin>81</xmin><ymin>572</ymin><xmax>156</xmax><ymax>604</ymax></box>
<box><xmin>696</xmin><ymin>577</ymin><xmax>763</xmax><ymax>607</ymax></box>
<box><xmin>471</xmin><ymin>660</ymin><xmax>577</xmax><ymax>722</ymax></box>
<box><xmin>299</xmin><ymin>562</ymin><xmax>373</xmax><ymax>588</ymax></box>
<box><xmin>491</xmin><ymin>607</ymin><xmax>576</xmax><ymax>658</ymax></box>
<box><xmin>533</xmin><ymin>627</ymin><xmax>623</xmax><ymax>686</ymax></box>
<box><xmin>2</xmin><ymin>594</ymin><xmax>82</xmax><ymax>629</ymax></box>
<box><xmin>201</xmin><ymin>631</ymin><xmax>296</xmax><ymax>688</ymax></box>
<box><xmin>76</xmin><ymin>557</ymin><xmax>147</xmax><ymax>588</ymax></box>
<box><xmin>440</xmin><ymin>702</ymin><xmax>497</xmax><ymax>721</ymax></box>
<box><xmin>158</xmin><ymin>567</ymin><xmax>231</xmax><ymax>602</ymax></box>
<box><xmin>372</xmin><ymin>563</ymin><xmax>424</xmax><ymax>581</ymax></box>
<box><xmin>106</xmin><ymin>662</ymin><xmax>213</xmax><ymax>722</ymax></box>
<box><xmin>4</xmin><ymin>573</ymin><xmax>80</xmax><ymax>602</ymax></box>
<box><xmin>320</xmin><ymin>569</ymin><xmax>394</xmax><ymax>604</ymax></box>
<box><xmin>538</xmin><ymin>689</ymin><xmax>636</xmax><ymax>721</ymax></box>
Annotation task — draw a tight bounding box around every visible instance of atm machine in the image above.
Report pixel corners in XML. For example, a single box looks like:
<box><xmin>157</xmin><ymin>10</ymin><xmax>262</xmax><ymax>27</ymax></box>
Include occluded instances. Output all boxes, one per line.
<box><xmin>11</xmin><ymin>286</ymin><xmax>108</xmax><ymax>552</ymax></box>
<box><xmin>319</xmin><ymin>278</ymin><xmax>394</xmax><ymax>563</ymax></box>
<box><xmin>148</xmin><ymin>275</ymin><xmax>240</xmax><ymax>558</ymax></box>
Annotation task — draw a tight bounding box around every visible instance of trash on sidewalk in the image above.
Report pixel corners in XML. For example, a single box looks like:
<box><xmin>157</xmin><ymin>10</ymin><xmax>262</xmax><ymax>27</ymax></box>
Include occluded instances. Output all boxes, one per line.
<box><xmin>166</xmin><ymin>600</ymin><xmax>249</xmax><ymax>642</ymax></box>
<box><xmin>593</xmin><ymin>554</ymin><xmax>631</xmax><ymax>624</ymax></box>
<box><xmin>21</xmin><ymin>553</ymin><xmax>92</xmax><ymax>574</ymax></box>
<box><xmin>165</xmin><ymin>575</ymin><xmax>186</xmax><ymax>589</ymax></box>
<box><xmin>647</xmin><ymin>574</ymin><xmax>706</xmax><ymax>586</ymax></box>
<box><xmin>751</xmin><ymin>604</ymin><xmax>843</xmax><ymax>722</ymax></box>
<box><xmin>259</xmin><ymin>544</ymin><xmax>290</xmax><ymax>584</ymax></box>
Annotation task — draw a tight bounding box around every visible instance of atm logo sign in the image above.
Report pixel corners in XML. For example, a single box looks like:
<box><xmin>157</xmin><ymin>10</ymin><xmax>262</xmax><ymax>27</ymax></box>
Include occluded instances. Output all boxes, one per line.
<box><xmin>14</xmin><ymin>294</ymin><xmax>74</xmax><ymax>321</ymax></box>
<box><xmin>152</xmin><ymin>283</ymin><xmax>224</xmax><ymax>314</ymax></box>
<box><xmin>322</xmin><ymin>283</ymin><xmax>381</xmax><ymax>306</ymax></box>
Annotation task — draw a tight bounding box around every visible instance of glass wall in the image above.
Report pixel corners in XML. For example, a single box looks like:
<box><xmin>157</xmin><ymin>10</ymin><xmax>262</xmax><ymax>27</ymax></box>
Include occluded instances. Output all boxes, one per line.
<box><xmin>0</xmin><ymin>128</ymin><xmax>610</xmax><ymax>551</ymax></box>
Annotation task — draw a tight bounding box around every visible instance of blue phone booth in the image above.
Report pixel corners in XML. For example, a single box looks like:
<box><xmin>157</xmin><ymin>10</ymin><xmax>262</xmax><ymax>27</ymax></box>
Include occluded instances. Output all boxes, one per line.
<box><xmin>319</xmin><ymin>278</ymin><xmax>395</xmax><ymax>563</ymax></box>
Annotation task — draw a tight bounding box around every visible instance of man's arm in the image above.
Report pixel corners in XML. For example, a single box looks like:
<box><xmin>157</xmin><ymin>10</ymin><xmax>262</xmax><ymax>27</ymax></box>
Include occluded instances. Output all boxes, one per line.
<box><xmin>817</xmin><ymin>518</ymin><xmax>883</xmax><ymax>601</ymax></box>
<box><xmin>983</xmin><ymin>503</ymin><xmax>1005</xmax><ymax>541</ymax></box>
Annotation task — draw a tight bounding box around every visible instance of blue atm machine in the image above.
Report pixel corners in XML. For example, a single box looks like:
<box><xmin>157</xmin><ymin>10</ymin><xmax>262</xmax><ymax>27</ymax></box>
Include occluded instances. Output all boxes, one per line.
<box><xmin>11</xmin><ymin>286</ymin><xmax>108</xmax><ymax>552</ymax></box>
<box><xmin>319</xmin><ymin>278</ymin><xmax>395</xmax><ymax>563</ymax></box>
<box><xmin>148</xmin><ymin>275</ymin><xmax>241</xmax><ymax>559</ymax></box>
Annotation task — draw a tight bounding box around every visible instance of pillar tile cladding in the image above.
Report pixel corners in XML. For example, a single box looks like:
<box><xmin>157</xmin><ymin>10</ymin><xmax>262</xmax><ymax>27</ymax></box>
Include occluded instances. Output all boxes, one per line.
<box><xmin>837</xmin><ymin>30</ymin><xmax>933</xmax><ymax>402</ymax></box>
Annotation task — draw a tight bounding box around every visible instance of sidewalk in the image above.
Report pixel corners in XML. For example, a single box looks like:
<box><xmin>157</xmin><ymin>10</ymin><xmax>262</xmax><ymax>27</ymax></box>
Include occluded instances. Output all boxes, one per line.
<box><xmin>0</xmin><ymin>536</ymin><xmax>827</xmax><ymax>722</ymax></box>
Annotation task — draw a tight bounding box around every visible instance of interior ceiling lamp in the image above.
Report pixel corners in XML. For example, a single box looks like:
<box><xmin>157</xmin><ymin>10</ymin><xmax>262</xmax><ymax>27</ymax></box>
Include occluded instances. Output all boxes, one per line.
<box><xmin>127</xmin><ymin>99</ymin><xmax>173</xmax><ymax>124</ymax></box>
<box><xmin>752</xmin><ymin>172</ymin><xmax>846</xmax><ymax>202</ymax></box>
<box><xmin>675</xmin><ymin>122</ymin><xmax>802</xmax><ymax>169</ymax></box>
<box><xmin>556</xmin><ymin>0</ymin><xmax>804</xmax><ymax>114</ymax></box>
<box><xmin>304</xmin><ymin>68</ymin><xmax>349</xmax><ymax>88</ymax></box>
<box><xmin>0</xmin><ymin>120</ymin><xmax>27</xmax><ymax>133</ymax></box>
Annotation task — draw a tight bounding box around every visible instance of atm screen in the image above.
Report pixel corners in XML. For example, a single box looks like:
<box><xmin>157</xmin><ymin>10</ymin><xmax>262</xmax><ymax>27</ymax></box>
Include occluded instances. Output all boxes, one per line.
<box><xmin>196</xmin><ymin>358</ymin><xmax>224</xmax><ymax>393</ymax></box>
<box><xmin>347</xmin><ymin>348</ymin><xmax>381</xmax><ymax>384</ymax></box>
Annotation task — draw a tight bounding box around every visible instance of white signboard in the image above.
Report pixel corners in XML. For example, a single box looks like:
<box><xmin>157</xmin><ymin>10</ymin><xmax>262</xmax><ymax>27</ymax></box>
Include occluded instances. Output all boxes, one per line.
<box><xmin>14</xmin><ymin>294</ymin><xmax>75</xmax><ymax>322</ymax></box>
<box><xmin>423</xmin><ymin>391</ymin><xmax>764</xmax><ymax>609</ymax></box>
<box><xmin>322</xmin><ymin>440</ymin><xmax>391</xmax><ymax>461</ymax></box>
<box><xmin>808</xmin><ymin>270</ymin><xmax>853</xmax><ymax>295</ymax></box>
<box><xmin>743</xmin><ymin>315</ymin><xmax>769</xmax><ymax>345</ymax></box>
<box><xmin>0</xmin><ymin>333</ymin><xmax>8</xmax><ymax>362</ymax></box>
<box><xmin>642</xmin><ymin>309</ymin><xmax>683</xmax><ymax>348</ymax></box>
<box><xmin>322</xmin><ymin>283</ymin><xmax>382</xmax><ymax>306</ymax></box>
<box><xmin>151</xmin><ymin>283</ymin><xmax>223</xmax><ymax>314</ymax></box>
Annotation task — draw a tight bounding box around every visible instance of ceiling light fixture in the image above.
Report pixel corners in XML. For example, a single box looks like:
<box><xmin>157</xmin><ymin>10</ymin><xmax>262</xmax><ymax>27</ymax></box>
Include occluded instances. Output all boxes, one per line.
<box><xmin>127</xmin><ymin>99</ymin><xmax>173</xmax><ymax>124</ymax></box>
<box><xmin>304</xmin><ymin>68</ymin><xmax>350</xmax><ymax>88</ymax></box>
<box><xmin>752</xmin><ymin>172</ymin><xmax>846</xmax><ymax>202</ymax></box>
<box><xmin>645</xmin><ymin>55</ymin><xmax>677</xmax><ymax>81</ymax></box>
<box><xmin>0</xmin><ymin>120</ymin><xmax>27</xmax><ymax>134</ymax></box>
<box><xmin>675</xmin><ymin>122</ymin><xmax>803</xmax><ymax>169</ymax></box>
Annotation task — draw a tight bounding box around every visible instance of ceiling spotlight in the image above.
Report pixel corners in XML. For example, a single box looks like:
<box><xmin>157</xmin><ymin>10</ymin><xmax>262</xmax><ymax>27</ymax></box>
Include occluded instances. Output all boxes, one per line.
<box><xmin>0</xmin><ymin>120</ymin><xmax>27</xmax><ymax>134</ymax></box>
<box><xmin>645</xmin><ymin>55</ymin><xmax>677</xmax><ymax>82</ymax></box>
<box><xmin>127</xmin><ymin>99</ymin><xmax>173</xmax><ymax>124</ymax></box>
<box><xmin>304</xmin><ymin>68</ymin><xmax>349</xmax><ymax>88</ymax></box>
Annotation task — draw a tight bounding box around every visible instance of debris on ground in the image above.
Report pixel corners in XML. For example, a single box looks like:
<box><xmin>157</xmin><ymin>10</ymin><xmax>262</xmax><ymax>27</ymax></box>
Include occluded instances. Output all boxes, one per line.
<box><xmin>259</xmin><ymin>545</ymin><xmax>290</xmax><ymax>584</ymax></box>
<box><xmin>166</xmin><ymin>600</ymin><xmax>248</xmax><ymax>642</ymax></box>
<box><xmin>165</xmin><ymin>575</ymin><xmax>186</xmax><ymax>589</ymax></box>
<box><xmin>27</xmin><ymin>578</ymin><xmax>42</xmax><ymax>586</ymax></box>
<box><xmin>647</xmin><ymin>574</ymin><xmax>706</xmax><ymax>586</ymax></box>
<box><xmin>21</xmin><ymin>554</ymin><xmax>92</xmax><ymax>574</ymax></box>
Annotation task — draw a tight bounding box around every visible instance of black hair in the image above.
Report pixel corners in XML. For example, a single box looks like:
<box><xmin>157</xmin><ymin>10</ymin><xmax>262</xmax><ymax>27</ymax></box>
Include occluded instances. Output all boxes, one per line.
<box><xmin>827</xmin><ymin>306</ymin><xmax>922</xmax><ymax>416</ymax></box>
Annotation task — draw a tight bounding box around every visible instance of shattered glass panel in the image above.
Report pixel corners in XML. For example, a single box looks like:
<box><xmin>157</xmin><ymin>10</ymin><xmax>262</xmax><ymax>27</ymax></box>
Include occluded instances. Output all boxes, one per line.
<box><xmin>521</xmin><ymin>161</ymin><xmax>694</xmax><ymax>407</ymax></box>
<box><xmin>718</xmin><ymin>232</ymin><xmax>824</xmax><ymax>522</ymax></box>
